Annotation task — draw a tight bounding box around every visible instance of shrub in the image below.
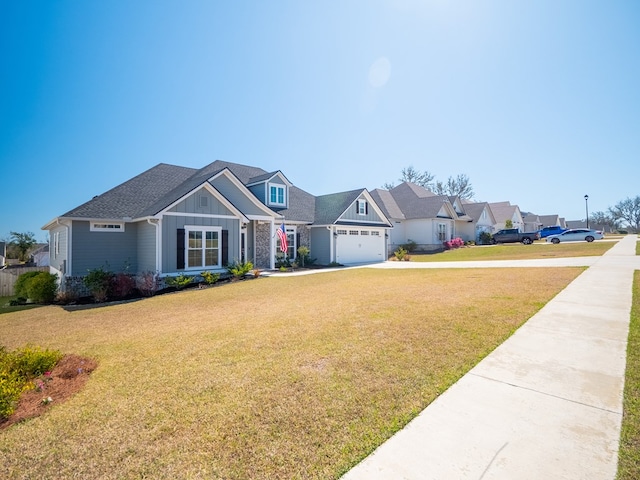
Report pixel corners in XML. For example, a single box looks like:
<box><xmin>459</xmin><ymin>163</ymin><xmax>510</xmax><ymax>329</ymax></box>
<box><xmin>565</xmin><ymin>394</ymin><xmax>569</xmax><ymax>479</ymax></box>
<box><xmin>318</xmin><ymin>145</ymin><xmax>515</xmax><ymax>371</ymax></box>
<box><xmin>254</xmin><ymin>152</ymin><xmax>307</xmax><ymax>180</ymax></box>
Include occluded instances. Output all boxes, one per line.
<box><xmin>394</xmin><ymin>247</ymin><xmax>408</xmax><ymax>261</ymax></box>
<box><xmin>0</xmin><ymin>345</ymin><xmax>63</xmax><ymax>420</ymax></box>
<box><xmin>0</xmin><ymin>369</ymin><xmax>23</xmax><ymax>419</ymax></box>
<box><xmin>165</xmin><ymin>274</ymin><xmax>194</xmax><ymax>290</ymax></box>
<box><xmin>479</xmin><ymin>231</ymin><xmax>493</xmax><ymax>245</ymax></box>
<box><xmin>444</xmin><ymin>237</ymin><xmax>464</xmax><ymax>250</ymax></box>
<box><xmin>401</xmin><ymin>239</ymin><xmax>417</xmax><ymax>253</ymax></box>
<box><xmin>26</xmin><ymin>273</ymin><xmax>58</xmax><ymax>304</ymax></box>
<box><xmin>111</xmin><ymin>273</ymin><xmax>136</xmax><ymax>299</ymax></box>
<box><xmin>275</xmin><ymin>254</ymin><xmax>290</xmax><ymax>268</ymax></box>
<box><xmin>9</xmin><ymin>345</ymin><xmax>63</xmax><ymax>380</ymax></box>
<box><xmin>137</xmin><ymin>271</ymin><xmax>159</xmax><ymax>297</ymax></box>
<box><xmin>14</xmin><ymin>271</ymin><xmax>42</xmax><ymax>298</ymax></box>
<box><xmin>296</xmin><ymin>246</ymin><xmax>315</xmax><ymax>267</ymax></box>
<box><xmin>200</xmin><ymin>271</ymin><xmax>220</xmax><ymax>285</ymax></box>
<box><xmin>84</xmin><ymin>267</ymin><xmax>114</xmax><ymax>302</ymax></box>
<box><xmin>227</xmin><ymin>261</ymin><xmax>254</xmax><ymax>279</ymax></box>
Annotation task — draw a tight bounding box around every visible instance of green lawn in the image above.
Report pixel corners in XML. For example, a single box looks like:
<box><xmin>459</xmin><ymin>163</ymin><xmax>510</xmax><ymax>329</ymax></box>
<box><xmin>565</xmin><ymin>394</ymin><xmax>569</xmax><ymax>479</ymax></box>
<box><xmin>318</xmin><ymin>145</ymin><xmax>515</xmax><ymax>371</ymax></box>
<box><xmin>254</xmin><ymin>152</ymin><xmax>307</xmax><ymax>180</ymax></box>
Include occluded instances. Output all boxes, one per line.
<box><xmin>409</xmin><ymin>240</ymin><xmax>614</xmax><ymax>262</ymax></box>
<box><xmin>618</xmin><ymin>270</ymin><xmax>640</xmax><ymax>479</ymax></box>
<box><xmin>0</xmin><ymin>267</ymin><xmax>581</xmax><ymax>479</ymax></box>
<box><xmin>0</xmin><ymin>296</ymin><xmax>42</xmax><ymax>315</ymax></box>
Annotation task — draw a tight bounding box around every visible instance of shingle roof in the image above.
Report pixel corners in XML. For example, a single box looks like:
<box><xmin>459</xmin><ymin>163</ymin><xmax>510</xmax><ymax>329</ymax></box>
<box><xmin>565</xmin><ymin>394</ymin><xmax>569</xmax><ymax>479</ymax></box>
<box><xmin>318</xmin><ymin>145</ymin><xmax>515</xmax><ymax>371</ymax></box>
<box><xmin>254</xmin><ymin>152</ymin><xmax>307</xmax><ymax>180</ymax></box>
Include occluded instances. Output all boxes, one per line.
<box><xmin>314</xmin><ymin>189</ymin><xmax>365</xmax><ymax>225</ymax></box>
<box><xmin>63</xmin><ymin>163</ymin><xmax>197</xmax><ymax>219</ymax></box>
<box><xmin>380</xmin><ymin>182</ymin><xmax>454</xmax><ymax>220</ymax></box>
<box><xmin>462</xmin><ymin>202</ymin><xmax>492</xmax><ymax>223</ymax></box>
<box><xmin>538</xmin><ymin>214</ymin><xmax>560</xmax><ymax>226</ymax></box>
<box><xmin>488</xmin><ymin>202</ymin><xmax>520</xmax><ymax>223</ymax></box>
<box><xmin>370</xmin><ymin>189</ymin><xmax>405</xmax><ymax>220</ymax></box>
<box><xmin>273</xmin><ymin>186</ymin><xmax>316</xmax><ymax>222</ymax></box>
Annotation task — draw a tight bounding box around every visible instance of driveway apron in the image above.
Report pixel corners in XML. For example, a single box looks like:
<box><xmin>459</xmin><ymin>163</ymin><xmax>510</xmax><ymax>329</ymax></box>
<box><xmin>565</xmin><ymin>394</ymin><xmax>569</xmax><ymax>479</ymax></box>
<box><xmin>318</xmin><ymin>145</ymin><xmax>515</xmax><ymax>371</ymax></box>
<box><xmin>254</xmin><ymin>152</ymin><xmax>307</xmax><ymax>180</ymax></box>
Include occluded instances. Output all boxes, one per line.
<box><xmin>342</xmin><ymin>235</ymin><xmax>640</xmax><ymax>480</ymax></box>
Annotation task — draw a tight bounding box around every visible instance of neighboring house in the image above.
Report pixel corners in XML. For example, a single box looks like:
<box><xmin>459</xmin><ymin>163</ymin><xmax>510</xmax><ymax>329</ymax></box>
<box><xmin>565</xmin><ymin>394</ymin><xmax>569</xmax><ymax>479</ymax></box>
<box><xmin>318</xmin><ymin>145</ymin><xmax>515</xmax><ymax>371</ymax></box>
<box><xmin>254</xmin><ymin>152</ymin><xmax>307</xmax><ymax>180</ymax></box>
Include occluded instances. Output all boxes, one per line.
<box><xmin>538</xmin><ymin>214</ymin><xmax>562</xmax><ymax>227</ymax></box>
<box><xmin>522</xmin><ymin>213</ymin><xmax>543</xmax><ymax>233</ymax></box>
<box><xmin>457</xmin><ymin>202</ymin><xmax>496</xmax><ymax>243</ymax></box>
<box><xmin>489</xmin><ymin>202</ymin><xmax>524</xmax><ymax>232</ymax></box>
<box><xmin>565</xmin><ymin>220</ymin><xmax>613</xmax><ymax>233</ymax></box>
<box><xmin>31</xmin><ymin>244</ymin><xmax>50</xmax><ymax>267</ymax></box>
<box><xmin>371</xmin><ymin>182</ymin><xmax>459</xmax><ymax>253</ymax></box>
<box><xmin>42</xmin><ymin>161</ymin><xmax>392</xmax><ymax>289</ymax></box>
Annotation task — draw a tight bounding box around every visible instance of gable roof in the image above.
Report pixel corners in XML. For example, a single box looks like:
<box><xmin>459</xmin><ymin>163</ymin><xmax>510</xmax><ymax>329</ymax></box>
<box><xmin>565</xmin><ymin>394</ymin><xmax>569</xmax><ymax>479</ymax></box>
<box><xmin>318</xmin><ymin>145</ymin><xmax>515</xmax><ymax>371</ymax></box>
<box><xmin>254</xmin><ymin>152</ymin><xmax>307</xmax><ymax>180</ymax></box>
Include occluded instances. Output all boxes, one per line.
<box><xmin>61</xmin><ymin>163</ymin><xmax>197</xmax><ymax>220</ymax></box>
<box><xmin>314</xmin><ymin>189</ymin><xmax>365</xmax><ymax>225</ymax></box>
<box><xmin>462</xmin><ymin>202</ymin><xmax>496</xmax><ymax>224</ymax></box>
<box><xmin>375</xmin><ymin>182</ymin><xmax>457</xmax><ymax>220</ymax></box>
<box><xmin>538</xmin><ymin>214</ymin><xmax>561</xmax><ymax>227</ymax></box>
<box><xmin>488</xmin><ymin>201</ymin><xmax>522</xmax><ymax>224</ymax></box>
<box><xmin>370</xmin><ymin>188</ymin><xmax>405</xmax><ymax>220</ymax></box>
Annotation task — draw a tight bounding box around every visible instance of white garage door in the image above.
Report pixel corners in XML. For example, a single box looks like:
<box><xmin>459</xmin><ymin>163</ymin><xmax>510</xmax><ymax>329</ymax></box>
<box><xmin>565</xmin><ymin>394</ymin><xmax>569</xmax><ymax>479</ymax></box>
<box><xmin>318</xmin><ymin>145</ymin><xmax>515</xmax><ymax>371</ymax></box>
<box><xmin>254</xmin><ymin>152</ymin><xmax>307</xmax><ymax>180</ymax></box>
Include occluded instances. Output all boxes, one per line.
<box><xmin>336</xmin><ymin>228</ymin><xmax>385</xmax><ymax>264</ymax></box>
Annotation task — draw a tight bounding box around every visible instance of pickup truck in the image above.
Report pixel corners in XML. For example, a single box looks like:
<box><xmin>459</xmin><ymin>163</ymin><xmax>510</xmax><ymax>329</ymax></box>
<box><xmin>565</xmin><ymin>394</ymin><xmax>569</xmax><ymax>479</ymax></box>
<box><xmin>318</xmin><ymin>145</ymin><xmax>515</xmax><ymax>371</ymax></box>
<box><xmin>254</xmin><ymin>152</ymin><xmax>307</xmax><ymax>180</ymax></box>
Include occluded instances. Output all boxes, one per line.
<box><xmin>491</xmin><ymin>229</ymin><xmax>540</xmax><ymax>245</ymax></box>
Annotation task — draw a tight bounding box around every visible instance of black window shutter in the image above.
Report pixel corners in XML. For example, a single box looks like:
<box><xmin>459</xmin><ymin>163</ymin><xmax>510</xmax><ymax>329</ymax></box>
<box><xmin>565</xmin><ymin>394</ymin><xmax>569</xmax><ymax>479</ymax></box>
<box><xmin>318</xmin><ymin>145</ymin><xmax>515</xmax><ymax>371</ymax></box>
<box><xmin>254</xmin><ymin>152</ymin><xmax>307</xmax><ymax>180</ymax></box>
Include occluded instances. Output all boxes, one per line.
<box><xmin>365</xmin><ymin>202</ymin><xmax>369</xmax><ymax>215</ymax></box>
<box><xmin>177</xmin><ymin>228</ymin><xmax>185</xmax><ymax>270</ymax></box>
<box><xmin>296</xmin><ymin>233</ymin><xmax>301</xmax><ymax>251</ymax></box>
<box><xmin>222</xmin><ymin>230</ymin><xmax>229</xmax><ymax>266</ymax></box>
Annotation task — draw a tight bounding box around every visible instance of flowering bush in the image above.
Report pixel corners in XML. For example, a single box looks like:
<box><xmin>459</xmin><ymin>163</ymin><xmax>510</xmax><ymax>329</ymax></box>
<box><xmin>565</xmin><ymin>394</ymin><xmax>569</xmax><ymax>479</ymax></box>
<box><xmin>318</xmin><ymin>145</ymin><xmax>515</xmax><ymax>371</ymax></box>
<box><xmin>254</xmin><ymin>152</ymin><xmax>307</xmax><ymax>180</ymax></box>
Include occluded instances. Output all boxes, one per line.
<box><xmin>444</xmin><ymin>237</ymin><xmax>465</xmax><ymax>250</ymax></box>
<box><xmin>0</xmin><ymin>345</ymin><xmax>62</xmax><ymax>420</ymax></box>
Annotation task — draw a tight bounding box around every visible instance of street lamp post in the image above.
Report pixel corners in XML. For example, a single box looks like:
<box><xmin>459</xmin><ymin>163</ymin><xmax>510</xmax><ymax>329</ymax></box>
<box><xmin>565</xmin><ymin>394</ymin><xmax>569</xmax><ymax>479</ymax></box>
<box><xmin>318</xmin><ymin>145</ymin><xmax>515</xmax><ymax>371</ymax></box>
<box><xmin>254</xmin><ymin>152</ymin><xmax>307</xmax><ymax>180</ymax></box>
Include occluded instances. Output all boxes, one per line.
<box><xmin>584</xmin><ymin>194</ymin><xmax>589</xmax><ymax>229</ymax></box>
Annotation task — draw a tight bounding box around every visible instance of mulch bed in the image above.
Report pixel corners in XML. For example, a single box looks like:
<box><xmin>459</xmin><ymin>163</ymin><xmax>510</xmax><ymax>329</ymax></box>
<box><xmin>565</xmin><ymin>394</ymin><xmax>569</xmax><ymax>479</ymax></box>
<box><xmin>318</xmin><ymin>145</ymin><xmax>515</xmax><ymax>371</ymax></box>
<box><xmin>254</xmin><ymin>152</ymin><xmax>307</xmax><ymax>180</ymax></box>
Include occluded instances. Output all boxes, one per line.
<box><xmin>0</xmin><ymin>354</ymin><xmax>97</xmax><ymax>430</ymax></box>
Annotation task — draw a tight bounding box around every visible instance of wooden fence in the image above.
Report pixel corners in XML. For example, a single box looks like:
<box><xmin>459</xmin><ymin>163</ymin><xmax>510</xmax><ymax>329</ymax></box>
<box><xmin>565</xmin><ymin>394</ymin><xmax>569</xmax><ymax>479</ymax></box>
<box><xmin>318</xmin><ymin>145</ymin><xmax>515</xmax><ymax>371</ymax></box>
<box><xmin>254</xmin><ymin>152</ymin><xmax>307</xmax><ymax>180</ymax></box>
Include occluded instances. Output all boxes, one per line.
<box><xmin>0</xmin><ymin>267</ymin><xmax>49</xmax><ymax>297</ymax></box>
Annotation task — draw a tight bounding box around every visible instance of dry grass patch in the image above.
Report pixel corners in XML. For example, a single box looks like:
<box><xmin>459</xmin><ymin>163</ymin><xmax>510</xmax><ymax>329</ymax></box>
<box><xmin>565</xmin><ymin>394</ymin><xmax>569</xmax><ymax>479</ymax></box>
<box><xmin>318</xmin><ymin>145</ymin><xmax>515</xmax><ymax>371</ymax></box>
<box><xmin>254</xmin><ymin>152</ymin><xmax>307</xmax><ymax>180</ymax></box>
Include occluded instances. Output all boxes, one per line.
<box><xmin>0</xmin><ymin>268</ymin><xmax>581</xmax><ymax>479</ymax></box>
<box><xmin>411</xmin><ymin>241</ymin><xmax>614</xmax><ymax>262</ymax></box>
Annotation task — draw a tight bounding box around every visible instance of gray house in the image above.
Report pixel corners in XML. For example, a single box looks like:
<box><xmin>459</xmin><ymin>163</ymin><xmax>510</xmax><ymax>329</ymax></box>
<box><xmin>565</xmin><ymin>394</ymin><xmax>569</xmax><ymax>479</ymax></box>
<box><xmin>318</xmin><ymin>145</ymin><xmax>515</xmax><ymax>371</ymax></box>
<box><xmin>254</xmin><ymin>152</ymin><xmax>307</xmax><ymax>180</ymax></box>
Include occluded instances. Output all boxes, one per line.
<box><xmin>42</xmin><ymin>161</ymin><xmax>392</xmax><ymax>287</ymax></box>
<box><xmin>370</xmin><ymin>182</ymin><xmax>461</xmax><ymax>253</ymax></box>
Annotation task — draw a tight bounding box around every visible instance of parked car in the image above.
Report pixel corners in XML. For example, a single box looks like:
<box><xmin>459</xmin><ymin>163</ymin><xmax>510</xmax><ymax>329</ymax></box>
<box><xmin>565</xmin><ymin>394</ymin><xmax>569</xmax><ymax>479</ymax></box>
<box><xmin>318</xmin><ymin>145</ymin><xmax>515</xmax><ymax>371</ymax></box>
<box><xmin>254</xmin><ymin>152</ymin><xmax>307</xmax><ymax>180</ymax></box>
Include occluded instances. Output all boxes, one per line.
<box><xmin>491</xmin><ymin>229</ymin><xmax>540</xmax><ymax>245</ymax></box>
<box><xmin>538</xmin><ymin>226</ymin><xmax>567</xmax><ymax>238</ymax></box>
<box><xmin>545</xmin><ymin>229</ymin><xmax>604</xmax><ymax>244</ymax></box>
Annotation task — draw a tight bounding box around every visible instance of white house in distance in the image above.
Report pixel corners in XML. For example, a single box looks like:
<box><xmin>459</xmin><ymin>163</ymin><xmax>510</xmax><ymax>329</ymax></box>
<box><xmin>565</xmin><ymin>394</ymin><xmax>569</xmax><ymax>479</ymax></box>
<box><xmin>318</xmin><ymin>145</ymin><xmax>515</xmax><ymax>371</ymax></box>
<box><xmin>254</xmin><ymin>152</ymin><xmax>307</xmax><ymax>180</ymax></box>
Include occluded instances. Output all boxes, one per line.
<box><xmin>489</xmin><ymin>201</ymin><xmax>524</xmax><ymax>232</ymax></box>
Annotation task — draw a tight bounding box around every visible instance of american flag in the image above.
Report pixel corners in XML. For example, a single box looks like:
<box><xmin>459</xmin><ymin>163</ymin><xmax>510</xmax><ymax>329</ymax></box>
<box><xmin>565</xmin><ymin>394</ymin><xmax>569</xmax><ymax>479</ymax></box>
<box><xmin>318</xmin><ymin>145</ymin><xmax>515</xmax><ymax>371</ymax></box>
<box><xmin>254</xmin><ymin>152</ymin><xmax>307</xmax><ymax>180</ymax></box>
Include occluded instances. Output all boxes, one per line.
<box><xmin>277</xmin><ymin>222</ymin><xmax>288</xmax><ymax>253</ymax></box>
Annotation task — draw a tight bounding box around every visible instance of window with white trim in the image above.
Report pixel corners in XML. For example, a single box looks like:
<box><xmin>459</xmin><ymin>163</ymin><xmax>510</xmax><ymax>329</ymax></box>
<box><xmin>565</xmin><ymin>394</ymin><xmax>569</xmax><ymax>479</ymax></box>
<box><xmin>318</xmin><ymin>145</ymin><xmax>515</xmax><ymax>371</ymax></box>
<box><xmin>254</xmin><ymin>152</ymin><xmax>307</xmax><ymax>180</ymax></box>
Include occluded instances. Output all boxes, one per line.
<box><xmin>90</xmin><ymin>222</ymin><xmax>124</xmax><ymax>232</ymax></box>
<box><xmin>349</xmin><ymin>230</ymin><xmax>359</xmax><ymax>235</ymax></box>
<box><xmin>360</xmin><ymin>230</ymin><xmax>369</xmax><ymax>235</ymax></box>
<box><xmin>269</xmin><ymin>184</ymin><xmax>286</xmax><ymax>207</ymax></box>
<box><xmin>53</xmin><ymin>232</ymin><xmax>60</xmax><ymax>257</ymax></box>
<box><xmin>437</xmin><ymin>223</ymin><xmax>447</xmax><ymax>242</ymax></box>
<box><xmin>277</xmin><ymin>226</ymin><xmax>297</xmax><ymax>259</ymax></box>
<box><xmin>336</xmin><ymin>229</ymin><xmax>347</xmax><ymax>235</ymax></box>
<box><xmin>357</xmin><ymin>199</ymin><xmax>368</xmax><ymax>215</ymax></box>
<box><xmin>186</xmin><ymin>226</ymin><xmax>221</xmax><ymax>269</ymax></box>
<box><xmin>371</xmin><ymin>231</ymin><xmax>380</xmax><ymax>236</ymax></box>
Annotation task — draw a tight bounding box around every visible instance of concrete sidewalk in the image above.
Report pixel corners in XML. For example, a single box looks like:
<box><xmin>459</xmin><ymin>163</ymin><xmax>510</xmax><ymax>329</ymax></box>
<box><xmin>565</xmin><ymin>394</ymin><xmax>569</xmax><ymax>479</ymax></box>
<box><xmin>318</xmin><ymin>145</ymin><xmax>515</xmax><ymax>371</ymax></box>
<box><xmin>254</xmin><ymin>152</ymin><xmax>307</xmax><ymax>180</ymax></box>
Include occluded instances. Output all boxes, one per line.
<box><xmin>343</xmin><ymin>235</ymin><xmax>640</xmax><ymax>479</ymax></box>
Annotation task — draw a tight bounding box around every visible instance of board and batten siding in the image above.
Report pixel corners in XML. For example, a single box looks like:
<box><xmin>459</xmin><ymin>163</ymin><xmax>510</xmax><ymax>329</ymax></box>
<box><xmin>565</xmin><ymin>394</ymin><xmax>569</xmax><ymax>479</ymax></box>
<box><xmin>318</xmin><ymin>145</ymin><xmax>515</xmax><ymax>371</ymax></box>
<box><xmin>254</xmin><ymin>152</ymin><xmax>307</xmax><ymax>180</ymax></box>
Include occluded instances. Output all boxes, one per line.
<box><xmin>339</xmin><ymin>196</ymin><xmax>386</xmax><ymax>223</ymax></box>
<box><xmin>137</xmin><ymin>221</ymin><xmax>157</xmax><ymax>273</ymax></box>
<box><xmin>161</xmin><ymin>215</ymin><xmax>240</xmax><ymax>273</ymax></box>
<box><xmin>71</xmin><ymin>221</ymin><xmax>138</xmax><ymax>275</ymax></box>
<box><xmin>48</xmin><ymin>223</ymin><xmax>69</xmax><ymax>274</ymax></box>
<box><xmin>167</xmin><ymin>189</ymin><xmax>234</xmax><ymax>217</ymax></box>
<box><xmin>310</xmin><ymin>228</ymin><xmax>331</xmax><ymax>265</ymax></box>
<box><xmin>209</xmin><ymin>176</ymin><xmax>270</xmax><ymax>217</ymax></box>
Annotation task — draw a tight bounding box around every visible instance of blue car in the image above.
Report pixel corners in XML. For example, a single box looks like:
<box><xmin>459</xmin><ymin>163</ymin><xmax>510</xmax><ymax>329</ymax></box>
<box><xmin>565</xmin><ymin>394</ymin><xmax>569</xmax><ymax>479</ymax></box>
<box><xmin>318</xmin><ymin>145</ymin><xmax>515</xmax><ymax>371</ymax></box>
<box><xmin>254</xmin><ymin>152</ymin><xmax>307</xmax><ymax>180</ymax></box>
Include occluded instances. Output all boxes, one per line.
<box><xmin>538</xmin><ymin>226</ymin><xmax>567</xmax><ymax>238</ymax></box>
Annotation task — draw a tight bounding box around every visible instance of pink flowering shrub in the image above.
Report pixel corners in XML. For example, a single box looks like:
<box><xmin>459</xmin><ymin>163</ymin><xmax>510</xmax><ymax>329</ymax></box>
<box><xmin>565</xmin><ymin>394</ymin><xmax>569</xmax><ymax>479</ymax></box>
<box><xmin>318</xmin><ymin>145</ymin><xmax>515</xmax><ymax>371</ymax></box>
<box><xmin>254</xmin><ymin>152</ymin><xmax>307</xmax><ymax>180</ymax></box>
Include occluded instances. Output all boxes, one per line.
<box><xmin>444</xmin><ymin>237</ymin><xmax>464</xmax><ymax>250</ymax></box>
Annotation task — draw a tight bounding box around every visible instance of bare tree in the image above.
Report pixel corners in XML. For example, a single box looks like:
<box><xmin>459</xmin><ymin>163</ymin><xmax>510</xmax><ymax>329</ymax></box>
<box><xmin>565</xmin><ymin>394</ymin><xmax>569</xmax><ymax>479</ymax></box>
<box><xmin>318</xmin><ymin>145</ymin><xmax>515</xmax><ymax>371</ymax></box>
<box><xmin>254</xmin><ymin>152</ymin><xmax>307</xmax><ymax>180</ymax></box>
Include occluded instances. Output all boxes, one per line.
<box><xmin>609</xmin><ymin>196</ymin><xmax>640</xmax><ymax>232</ymax></box>
<box><xmin>433</xmin><ymin>174</ymin><xmax>474</xmax><ymax>199</ymax></box>
<box><xmin>384</xmin><ymin>166</ymin><xmax>435</xmax><ymax>190</ymax></box>
<box><xmin>590</xmin><ymin>211</ymin><xmax>620</xmax><ymax>231</ymax></box>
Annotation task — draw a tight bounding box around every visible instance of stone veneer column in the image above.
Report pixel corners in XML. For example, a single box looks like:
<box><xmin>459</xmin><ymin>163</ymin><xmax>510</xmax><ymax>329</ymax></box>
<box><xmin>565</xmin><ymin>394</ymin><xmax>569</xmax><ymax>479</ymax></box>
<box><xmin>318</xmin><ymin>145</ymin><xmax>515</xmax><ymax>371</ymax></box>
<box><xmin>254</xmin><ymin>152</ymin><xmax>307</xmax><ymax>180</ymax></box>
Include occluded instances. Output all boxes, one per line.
<box><xmin>254</xmin><ymin>223</ymin><xmax>272</xmax><ymax>269</ymax></box>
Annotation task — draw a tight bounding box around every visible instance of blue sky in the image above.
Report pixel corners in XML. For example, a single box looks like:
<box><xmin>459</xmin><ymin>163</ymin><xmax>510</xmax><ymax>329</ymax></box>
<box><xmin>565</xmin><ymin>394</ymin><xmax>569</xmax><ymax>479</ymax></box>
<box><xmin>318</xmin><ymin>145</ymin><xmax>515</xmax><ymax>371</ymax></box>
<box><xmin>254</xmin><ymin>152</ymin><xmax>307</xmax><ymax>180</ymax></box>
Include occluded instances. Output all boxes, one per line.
<box><xmin>2</xmin><ymin>1</ymin><xmax>639</xmax><ymax>242</ymax></box>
